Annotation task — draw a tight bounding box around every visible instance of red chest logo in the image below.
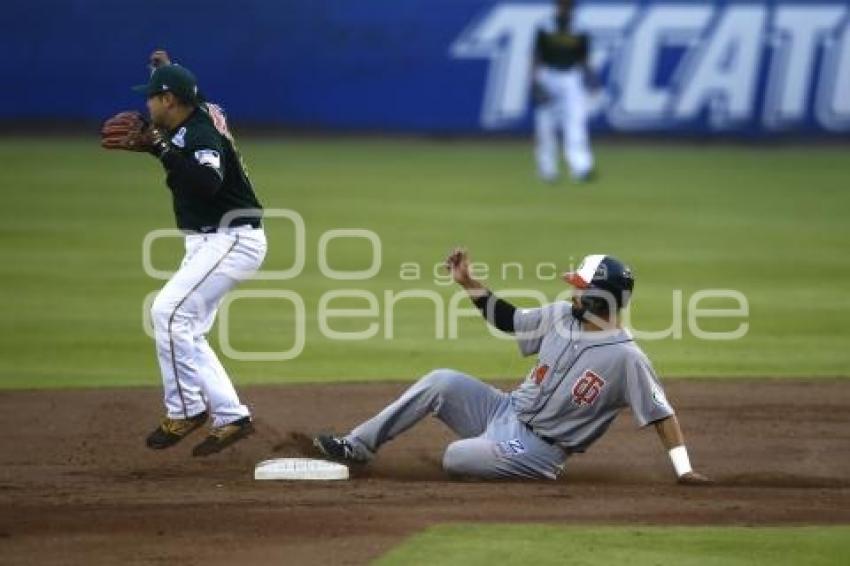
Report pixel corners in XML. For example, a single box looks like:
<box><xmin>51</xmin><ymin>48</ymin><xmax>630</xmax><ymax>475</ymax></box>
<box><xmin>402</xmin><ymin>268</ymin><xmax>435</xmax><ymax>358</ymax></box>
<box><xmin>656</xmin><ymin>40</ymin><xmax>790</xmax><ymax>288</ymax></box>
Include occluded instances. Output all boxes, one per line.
<box><xmin>572</xmin><ymin>370</ymin><xmax>606</xmax><ymax>406</ymax></box>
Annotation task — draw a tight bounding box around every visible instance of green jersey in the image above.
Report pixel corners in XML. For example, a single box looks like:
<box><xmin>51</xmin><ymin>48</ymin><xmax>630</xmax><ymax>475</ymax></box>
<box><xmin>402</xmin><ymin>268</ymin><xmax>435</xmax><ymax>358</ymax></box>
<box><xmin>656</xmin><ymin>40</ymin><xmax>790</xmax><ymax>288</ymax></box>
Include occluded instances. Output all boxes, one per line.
<box><xmin>162</xmin><ymin>106</ymin><xmax>262</xmax><ymax>232</ymax></box>
<box><xmin>535</xmin><ymin>26</ymin><xmax>589</xmax><ymax>71</ymax></box>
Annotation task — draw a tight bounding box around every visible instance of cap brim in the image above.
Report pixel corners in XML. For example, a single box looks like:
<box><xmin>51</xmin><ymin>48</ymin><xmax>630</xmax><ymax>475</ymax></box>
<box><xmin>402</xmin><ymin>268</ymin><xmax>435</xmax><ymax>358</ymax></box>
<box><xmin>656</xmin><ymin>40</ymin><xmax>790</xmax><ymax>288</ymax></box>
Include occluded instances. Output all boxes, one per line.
<box><xmin>131</xmin><ymin>84</ymin><xmax>150</xmax><ymax>95</ymax></box>
<box><xmin>563</xmin><ymin>272</ymin><xmax>589</xmax><ymax>288</ymax></box>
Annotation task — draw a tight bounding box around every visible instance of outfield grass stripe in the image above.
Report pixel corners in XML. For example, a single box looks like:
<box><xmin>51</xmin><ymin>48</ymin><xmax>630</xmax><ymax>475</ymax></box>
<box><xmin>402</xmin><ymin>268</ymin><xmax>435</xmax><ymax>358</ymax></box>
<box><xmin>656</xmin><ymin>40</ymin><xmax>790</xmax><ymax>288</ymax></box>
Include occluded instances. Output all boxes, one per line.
<box><xmin>375</xmin><ymin>525</ymin><xmax>850</xmax><ymax>566</ymax></box>
<box><xmin>0</xmin><ymin>139</ymin><xmax>848</xmax><ymax>387</ymax></box>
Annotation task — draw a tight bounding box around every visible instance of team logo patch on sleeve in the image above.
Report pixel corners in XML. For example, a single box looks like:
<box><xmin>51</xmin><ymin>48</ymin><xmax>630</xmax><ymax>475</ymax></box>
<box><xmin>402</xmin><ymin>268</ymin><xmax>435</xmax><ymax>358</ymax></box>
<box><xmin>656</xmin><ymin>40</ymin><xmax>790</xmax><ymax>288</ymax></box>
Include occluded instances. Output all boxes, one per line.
<box><xmin>572</xmin><ymin>370</ymin><xmax>606</xmax><ymax>407</ymax></box>
<box><xmin>194</xmin><ymin>149</ymin><xmax>221</xmax><ymax>170</ymax></box>
<box><xmin>650</xmin><ymin>382</ymin><xmax>670</xmax><ymax>408</ymax></box>
<box><xmin>532</xmin><ymin>364</ymin><xmax>550</xmax><ymax>385</ymax></box>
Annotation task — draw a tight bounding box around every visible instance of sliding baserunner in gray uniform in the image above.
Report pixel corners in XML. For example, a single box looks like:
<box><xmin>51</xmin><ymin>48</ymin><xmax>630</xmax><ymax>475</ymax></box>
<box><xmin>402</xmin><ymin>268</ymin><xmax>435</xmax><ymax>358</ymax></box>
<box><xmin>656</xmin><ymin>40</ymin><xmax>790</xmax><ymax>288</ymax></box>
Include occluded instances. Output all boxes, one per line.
<box><xmin>314</xmin><ymin>249</ymin><xmax>711</xmax><ymax>484</ymax></box>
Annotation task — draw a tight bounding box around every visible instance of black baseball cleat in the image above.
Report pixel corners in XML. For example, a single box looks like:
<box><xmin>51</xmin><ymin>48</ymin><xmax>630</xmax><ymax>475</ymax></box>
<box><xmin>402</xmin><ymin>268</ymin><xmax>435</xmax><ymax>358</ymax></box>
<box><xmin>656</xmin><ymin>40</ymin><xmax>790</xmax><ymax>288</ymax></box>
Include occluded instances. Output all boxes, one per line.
<box><xmin>313</xmin><ymin>434</ymin><xmax>368</xmax><ymax>463</ymax></box>
<box><xmin>192</xmin><ymin>416</ymin><xmax>255</xmax><ymax>457</ymax></box>
<box><xmin>146</xmin><ymin>410</ymin><xmax>208</xmax><ymax>450</ymax></box>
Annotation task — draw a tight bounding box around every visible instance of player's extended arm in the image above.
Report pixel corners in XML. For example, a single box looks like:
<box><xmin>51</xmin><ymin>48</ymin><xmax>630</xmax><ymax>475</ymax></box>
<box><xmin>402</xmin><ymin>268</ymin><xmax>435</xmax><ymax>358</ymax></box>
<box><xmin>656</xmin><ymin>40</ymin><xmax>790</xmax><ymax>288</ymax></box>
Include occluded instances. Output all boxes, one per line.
<box><xmin>653</xmin><ymin>415</ymin><xmax>712</xmax><ymax>485</ymax></box>
<box><xmin>148</xmin><ymin>49</ymin><xmax>171</xmax><ymax>73</ymax></box>
<box><xmin>445</xmin><ymin>247</ymin><xmax>516</xmax><ymax>333</ymax></box>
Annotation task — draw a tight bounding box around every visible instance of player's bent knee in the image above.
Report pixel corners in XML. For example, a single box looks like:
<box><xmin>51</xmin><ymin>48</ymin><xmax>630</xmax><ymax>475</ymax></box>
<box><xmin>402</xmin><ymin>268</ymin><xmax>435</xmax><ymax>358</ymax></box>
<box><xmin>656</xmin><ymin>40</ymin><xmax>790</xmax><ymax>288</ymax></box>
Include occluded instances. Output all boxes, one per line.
<box><xmin>442</xmin><ymin>442</ymin><xmax>469</xmax><ymax>476</ymax></box>
<box><xmin>420</xmin><ymin>368</ymin><xmax>461</xmax><ymax>392</ymax></box>
<box><xmin>442</xmin><ymin>440</ymin><xmax>497</xmax><ymax>479</ymax></box>
<box><xmin>151</xmin><ymin>295</ymin><xmax>198</xmax><ymax>331</ymax></box>
<box><xmin>150</xmin><ymin>295</ymin><xmax>174</xmax><ymax>329</ymax></box>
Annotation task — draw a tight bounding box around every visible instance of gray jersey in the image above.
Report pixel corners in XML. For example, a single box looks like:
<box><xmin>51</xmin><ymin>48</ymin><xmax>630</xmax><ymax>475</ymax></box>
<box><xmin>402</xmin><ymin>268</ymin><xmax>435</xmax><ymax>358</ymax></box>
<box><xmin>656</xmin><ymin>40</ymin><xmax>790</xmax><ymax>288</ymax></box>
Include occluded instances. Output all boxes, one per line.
<box><xmin>511</xmin><ymin>302</ymin><xmax>674</xmax><ymax>452</ymax></box>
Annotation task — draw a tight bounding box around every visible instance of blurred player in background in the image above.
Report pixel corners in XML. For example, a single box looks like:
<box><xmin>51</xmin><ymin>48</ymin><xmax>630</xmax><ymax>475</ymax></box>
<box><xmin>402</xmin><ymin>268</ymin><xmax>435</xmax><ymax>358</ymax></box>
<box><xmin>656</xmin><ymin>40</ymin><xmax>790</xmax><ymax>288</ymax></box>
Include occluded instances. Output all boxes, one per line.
<box><xmin>532</xmin><ymin>0</ymin><xmax>597</xmax><ymax>184</ymax></box>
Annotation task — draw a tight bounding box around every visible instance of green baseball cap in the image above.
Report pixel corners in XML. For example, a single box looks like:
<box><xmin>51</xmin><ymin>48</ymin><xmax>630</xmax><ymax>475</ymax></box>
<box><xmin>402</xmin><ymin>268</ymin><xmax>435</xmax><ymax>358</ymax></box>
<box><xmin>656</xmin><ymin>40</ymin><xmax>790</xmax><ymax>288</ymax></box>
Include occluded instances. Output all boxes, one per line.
<box><xmin>132</xmin><ymin>64</ymin><xmax>202</xmax><ymax>104</ymax></box>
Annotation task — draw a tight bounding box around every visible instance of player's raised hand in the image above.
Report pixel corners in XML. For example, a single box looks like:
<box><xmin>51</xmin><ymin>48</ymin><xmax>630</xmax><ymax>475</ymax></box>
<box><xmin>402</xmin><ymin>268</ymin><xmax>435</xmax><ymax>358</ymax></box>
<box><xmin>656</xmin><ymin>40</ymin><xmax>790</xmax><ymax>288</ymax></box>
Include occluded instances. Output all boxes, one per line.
<box><xmin>677</xmin><ymin>471</ymin><xmax>713</xmax><ymax>486</ymax></box>
<box><xmin>445</xmin><ymin>247</ymin><xmax>473</xmax><ymax>286</ymax></box>
<box><xmin>149</xmin><ymin>49</ymin><xmax>171</xmax><ymax>72</ymax></box>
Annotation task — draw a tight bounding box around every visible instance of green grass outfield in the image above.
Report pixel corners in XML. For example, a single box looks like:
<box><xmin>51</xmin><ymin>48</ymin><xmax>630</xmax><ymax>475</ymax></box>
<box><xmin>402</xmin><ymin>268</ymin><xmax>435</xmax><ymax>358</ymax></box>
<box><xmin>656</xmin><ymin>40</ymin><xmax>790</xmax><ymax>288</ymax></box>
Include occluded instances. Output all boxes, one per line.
<box><xmin>1</xmin><ymin>137</ymin><xmax>848</xmax><ymax>388</ymax></box>
<box><xmin>375</xmin><ymin>524</ymin><xmax>850</xmax><ymax>566</ymax></box>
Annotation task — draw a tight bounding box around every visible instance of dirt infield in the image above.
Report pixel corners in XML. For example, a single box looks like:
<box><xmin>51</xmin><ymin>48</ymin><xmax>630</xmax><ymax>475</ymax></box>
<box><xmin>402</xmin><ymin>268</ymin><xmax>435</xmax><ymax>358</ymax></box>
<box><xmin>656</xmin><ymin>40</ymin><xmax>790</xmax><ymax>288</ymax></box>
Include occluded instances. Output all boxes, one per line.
<box><xmin>1</xmin><ymin>379</ymin><xmax>848</xmax><ymax>565</ymax></box>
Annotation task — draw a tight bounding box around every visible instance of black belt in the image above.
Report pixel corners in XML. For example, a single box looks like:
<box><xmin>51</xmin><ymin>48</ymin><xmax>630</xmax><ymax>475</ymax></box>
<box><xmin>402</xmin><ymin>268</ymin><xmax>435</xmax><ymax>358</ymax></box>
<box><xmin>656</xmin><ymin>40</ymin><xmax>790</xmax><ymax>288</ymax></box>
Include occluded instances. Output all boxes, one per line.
<box><xmin>193</xmin><ymin>220</ymin><xmax>262</xmax><ymax>233</ymax></box>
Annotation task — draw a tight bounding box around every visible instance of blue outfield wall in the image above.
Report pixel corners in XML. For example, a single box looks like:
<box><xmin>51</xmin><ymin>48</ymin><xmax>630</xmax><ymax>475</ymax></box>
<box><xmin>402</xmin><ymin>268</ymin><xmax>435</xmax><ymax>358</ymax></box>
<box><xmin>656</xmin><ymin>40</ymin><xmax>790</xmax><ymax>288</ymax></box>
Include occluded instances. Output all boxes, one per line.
<box><xmin>4</xmin><ymin>0</ymin><xmax>850</xmax><ymax>135</ymax></box>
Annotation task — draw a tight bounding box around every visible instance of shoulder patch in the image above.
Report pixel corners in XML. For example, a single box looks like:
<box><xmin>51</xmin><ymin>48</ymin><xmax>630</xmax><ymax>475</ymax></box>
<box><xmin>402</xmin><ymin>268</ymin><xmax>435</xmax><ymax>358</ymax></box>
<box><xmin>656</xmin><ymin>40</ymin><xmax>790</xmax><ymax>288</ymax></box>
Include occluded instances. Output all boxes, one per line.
<box><xmin>171</xmin><ymin>127</ymin><xmax>187</xmax><ymax>148</ymax></box>
<box><xmin>194</xmin><ymin>149</ymin><xmax>221</xmax><ymax>170</ymax></box>
<box><xmin>650</xmin><ymin>381</ymin><xmax>669</xmax><ymax>408</ymax></box>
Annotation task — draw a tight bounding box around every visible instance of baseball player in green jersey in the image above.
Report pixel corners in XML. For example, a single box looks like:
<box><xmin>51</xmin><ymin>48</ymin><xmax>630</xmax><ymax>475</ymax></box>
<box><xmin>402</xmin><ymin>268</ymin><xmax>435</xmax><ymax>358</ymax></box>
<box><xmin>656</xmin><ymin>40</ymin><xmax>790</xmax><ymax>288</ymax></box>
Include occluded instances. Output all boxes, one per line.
<box><xmin>532</xmin><ymin>0</ymin><xmax>598</xmax><ymax>183</ymax></box>
<box><xmin>315</xmin><ymin>249</ymin><xmax>710</xmax><ymax>484</ymax></box>
<box><xmin>101</xmin><ymin>59</ymin><xmax>266</xmax><ymax>456</ymax></box>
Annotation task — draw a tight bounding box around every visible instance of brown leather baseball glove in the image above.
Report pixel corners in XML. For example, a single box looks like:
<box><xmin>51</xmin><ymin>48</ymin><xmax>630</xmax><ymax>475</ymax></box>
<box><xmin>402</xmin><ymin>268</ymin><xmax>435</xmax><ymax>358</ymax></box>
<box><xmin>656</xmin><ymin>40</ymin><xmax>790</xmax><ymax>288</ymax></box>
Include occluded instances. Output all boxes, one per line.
<box><xmin>100</xmin><ymin>111</ymin><xmax>160</xmax><ymax>152</ymax></box>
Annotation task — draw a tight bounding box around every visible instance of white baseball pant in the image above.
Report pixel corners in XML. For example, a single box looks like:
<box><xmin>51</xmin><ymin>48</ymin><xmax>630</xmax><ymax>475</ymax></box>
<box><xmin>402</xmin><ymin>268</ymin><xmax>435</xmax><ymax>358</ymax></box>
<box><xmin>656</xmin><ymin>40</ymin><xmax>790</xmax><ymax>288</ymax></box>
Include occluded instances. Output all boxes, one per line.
<box><xmin>534</xmin><ymin>66</ymin><xmax>593</xmax><ymax>181</ymax></box>
<box><xmin>151</xmin><ymin>226</ymin><xmax>267</xmax><ymax>427</ymax></box>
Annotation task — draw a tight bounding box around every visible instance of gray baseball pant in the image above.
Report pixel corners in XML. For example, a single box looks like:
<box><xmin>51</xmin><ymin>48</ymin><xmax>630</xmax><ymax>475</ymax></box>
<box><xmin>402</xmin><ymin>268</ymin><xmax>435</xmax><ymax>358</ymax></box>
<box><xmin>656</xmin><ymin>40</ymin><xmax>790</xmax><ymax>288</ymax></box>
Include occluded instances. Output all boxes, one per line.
<box><xmin>346</xmin><ymin>368</ymin><xmax>567</xmax><ymax>479</ymax></box>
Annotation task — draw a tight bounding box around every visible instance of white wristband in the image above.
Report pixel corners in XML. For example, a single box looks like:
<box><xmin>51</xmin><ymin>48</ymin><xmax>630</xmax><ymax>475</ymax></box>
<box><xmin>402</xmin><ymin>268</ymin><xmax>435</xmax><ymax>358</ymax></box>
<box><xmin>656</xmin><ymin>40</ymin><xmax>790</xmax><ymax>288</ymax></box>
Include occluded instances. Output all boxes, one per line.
<box><xmin>668</xmin><ymin>445</ymin><xmax>693</xmax><ymax>477</ymax></box>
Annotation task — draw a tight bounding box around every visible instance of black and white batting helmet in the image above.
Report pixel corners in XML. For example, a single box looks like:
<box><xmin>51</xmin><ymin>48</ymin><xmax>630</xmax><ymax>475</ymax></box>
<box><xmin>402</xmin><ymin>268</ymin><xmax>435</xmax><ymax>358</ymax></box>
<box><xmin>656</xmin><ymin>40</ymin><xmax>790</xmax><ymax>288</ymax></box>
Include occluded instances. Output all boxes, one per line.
<box><xmin>563</xmin><ymin>254</ymin><xmax>635</xmax><ymax>314</ymax></box>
